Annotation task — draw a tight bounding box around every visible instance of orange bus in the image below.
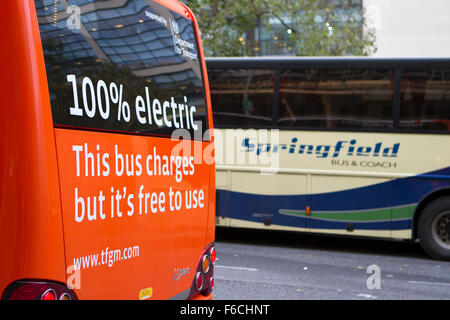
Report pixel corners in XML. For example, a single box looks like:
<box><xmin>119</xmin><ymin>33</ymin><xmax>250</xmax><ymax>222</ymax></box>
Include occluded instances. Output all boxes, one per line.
<box><xmin>0</xmin><ymin>0</ymin><xmax>215</xmax><ymax>300</ymax></box>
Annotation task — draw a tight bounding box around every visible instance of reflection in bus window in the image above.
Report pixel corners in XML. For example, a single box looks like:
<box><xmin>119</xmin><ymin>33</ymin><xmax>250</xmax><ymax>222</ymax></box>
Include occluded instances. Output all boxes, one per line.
<box><xmin>278</xmin><ymin>69</ymin><xmax>395</xmax><ymax>130</ymax></box>
<box><xmin>208</xmin><ymin>69</ymin><xmax>274</xmax><ymax>127</ymax></box>
<box><xmin>35</xmin><ymin>0</ymin><xmax>208</xmax><ymax>139</ymax></box>
<box><xmin>399</xmin><ymin>69</ymin><xmax>450</xmax><ymax>131</ymax></box>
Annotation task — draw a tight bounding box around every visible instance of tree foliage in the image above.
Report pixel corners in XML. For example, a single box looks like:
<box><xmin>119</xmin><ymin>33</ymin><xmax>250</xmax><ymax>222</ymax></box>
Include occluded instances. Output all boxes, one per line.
<box><xmin>183</xmin><ymin>0</ymin><xmax>376</xmax><ymax>56</ymax></box>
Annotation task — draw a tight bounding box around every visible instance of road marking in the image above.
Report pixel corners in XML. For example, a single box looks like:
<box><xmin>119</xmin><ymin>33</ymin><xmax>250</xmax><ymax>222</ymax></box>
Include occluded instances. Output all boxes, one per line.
<box><xmin>215</xmin><ymin>265</ymin><xmax>259</xmax><ymax>272</ymax></box>
<box><xmin>408</xmin><ymin>281</ymin><xmax>450</xmax><ymax>287</ymax></box>
<box><xmin>357</xmin><ymin>293</ymin><xmax>377</xmax><ymax>299</ymax></box>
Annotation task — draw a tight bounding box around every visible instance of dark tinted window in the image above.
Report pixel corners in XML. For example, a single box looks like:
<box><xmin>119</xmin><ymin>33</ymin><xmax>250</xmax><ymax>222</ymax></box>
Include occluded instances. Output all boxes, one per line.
<box><xmin>278</xmin><ymin>69</ymin><xmax>395</xmax><ymax>130</ymax></box>
<box><xmin>35</xmin><ymin>0</ymin><xmax>207</xmax><ymax>140</ymax></box>
<box><xmin>208</xmin><ymin>69</ymin><xmax>275</xmax><ymax>127</ymax></box>
<box><xmin>399</xmin><ymin>69</ymin><xmax>450</xmax><ymax>132</ymax></box>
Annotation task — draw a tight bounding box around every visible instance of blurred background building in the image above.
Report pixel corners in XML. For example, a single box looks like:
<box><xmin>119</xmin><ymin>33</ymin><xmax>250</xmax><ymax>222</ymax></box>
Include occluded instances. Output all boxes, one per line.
<box><xmin>364</xmin><ymin>0</ymin><xmax>450</xmax><ymax>57</ymax></box>
<box><xmin>249</xmin><ymin>0</ymin><xmax>450</xmax><ymax>57</ymax></box>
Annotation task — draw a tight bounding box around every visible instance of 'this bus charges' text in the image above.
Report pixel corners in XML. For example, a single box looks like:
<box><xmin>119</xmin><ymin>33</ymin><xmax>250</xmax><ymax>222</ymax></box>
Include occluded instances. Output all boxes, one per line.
<box><xmin>72</xmin><ymin>143</ymin><xmax>205</xmax><ymax>223</ymax></box>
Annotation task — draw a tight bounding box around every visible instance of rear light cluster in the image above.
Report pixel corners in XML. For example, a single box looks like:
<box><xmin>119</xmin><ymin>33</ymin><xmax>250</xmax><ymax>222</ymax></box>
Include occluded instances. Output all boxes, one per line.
<box><xmin>189</xmin><ymin>243</ymin><xmax>215</xmax><ymax>298</ymax></box>
<box><xmin>2</xmin><ymin>281</ymin><xmax>77</xmax><ymax>300</ymax></box>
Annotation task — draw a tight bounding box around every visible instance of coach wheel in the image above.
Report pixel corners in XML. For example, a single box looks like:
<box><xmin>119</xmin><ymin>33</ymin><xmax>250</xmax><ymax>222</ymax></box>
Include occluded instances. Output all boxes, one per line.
<box><xmin>418</xmin><ymin>197</ymin><xmax>450</xmax><ymax>261</ymax></box>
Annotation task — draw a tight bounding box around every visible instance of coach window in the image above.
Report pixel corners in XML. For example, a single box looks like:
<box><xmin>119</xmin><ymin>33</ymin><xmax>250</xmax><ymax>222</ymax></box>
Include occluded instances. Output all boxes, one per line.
<box><xmin>399</xmin><ymin>69</ymin><xmax>450</xmax><ymax>132</ymax></box>
<box><xmin>278</xmin><ymin>69</ymin><xmax>395</xmax><ymax>130</ymax></box>
<box><xmin>208</xmin><ymin>69</ymin><xmax>275</xmax><ymax>127</ymax></box>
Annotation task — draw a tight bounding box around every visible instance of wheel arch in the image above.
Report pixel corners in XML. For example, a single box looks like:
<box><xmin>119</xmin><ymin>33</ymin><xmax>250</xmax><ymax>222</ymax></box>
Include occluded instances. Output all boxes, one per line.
<box><xmin>412</xmin><ymin>187</ymin><xmax>450</xmax><ymax>240</ymax></box>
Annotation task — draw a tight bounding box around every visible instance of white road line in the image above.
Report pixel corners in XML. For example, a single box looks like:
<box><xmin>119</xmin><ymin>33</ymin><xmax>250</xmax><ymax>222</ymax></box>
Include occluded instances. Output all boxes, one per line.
<box><xmin>215</xmin><ymin>265</ymin><xmax>259</xmax><ymax>272</ymax></box>
<box><xmin>357</xmin><ymin>293</ymin><xmax>378</xmax><ymax>299</ymax></box>
<box><xmin>408</xmin><ymin>281</ymin><xmax>450</xmax><ymax>287</ymax></box>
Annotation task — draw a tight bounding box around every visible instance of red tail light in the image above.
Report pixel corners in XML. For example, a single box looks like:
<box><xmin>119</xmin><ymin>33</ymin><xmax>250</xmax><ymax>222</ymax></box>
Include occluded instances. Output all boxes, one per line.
<box><xmin>41</xmin><ymin>289</ymin><xmax>57</xmax><ymax>300</ymax></box>
<box><xmin>188</xmin><ymin>243</ymin><xmax>215</xmax><ymax>299</ymax></box>
<box><xmin>209</xmin><ymin>247</ymin><xmax>216</xmax><ymax>265</ymax></box>
<box><xmin>2</xmin><ymin>281</ymin><xmax>77</xmax><ymax>300</ymax></box>
<box><xmin>195</xmin><ymin>272</ymin><xmax>204</xmax><ymax>291</ymax></box>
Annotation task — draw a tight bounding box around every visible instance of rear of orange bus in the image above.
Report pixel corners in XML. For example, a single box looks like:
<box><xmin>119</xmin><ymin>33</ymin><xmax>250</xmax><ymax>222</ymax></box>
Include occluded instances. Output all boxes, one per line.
<box><xmin>0</xmin><ymin>0</ymin><xmax>215</xmax><ymax>300</ymax></box>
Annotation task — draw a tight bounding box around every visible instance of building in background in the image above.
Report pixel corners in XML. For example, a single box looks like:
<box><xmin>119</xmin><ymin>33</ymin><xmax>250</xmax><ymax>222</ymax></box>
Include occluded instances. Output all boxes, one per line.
<box><xmin>257</xmin><ymin>0</ymin><xmax>364</xmax><ymax>56</ymax></box>
<box><xmin>255</xmin><ymin>0</ymin><xmax>450</xmax><ymax>57</ymax></box>
<box><xmin>364</xmin><ymin>0</ymin><xmax>450</xmax><ymax>57</ymax></box>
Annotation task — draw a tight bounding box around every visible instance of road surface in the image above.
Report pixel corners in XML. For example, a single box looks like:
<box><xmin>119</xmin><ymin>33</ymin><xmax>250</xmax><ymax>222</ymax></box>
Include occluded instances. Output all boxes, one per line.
<box><xmin>213</xmin><ymin>227</ymin><xmax>450</xmax><ymax>300</ymax></box>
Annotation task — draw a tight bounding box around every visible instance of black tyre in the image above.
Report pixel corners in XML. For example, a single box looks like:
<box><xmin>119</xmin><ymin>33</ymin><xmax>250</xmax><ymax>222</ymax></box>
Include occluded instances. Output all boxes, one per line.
<box><xmin>417</xmin><ymin>197</ymin><xmax>450</xmax><ymax>260</ymax></box>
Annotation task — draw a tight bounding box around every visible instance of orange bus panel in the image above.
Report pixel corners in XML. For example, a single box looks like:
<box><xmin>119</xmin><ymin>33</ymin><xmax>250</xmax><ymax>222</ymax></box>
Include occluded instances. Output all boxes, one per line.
<box><xmin>0</xmin><ymin>0</ymin><xmax>215</xmax><ymax>300</ymax></box>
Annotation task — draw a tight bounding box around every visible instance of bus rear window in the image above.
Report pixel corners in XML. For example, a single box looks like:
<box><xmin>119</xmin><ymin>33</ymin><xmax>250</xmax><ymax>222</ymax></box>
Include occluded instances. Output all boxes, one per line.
<box><xmin>35</xmin><ymin>0</ymin><xmax>208</xmax><ymax>140</ymax></box>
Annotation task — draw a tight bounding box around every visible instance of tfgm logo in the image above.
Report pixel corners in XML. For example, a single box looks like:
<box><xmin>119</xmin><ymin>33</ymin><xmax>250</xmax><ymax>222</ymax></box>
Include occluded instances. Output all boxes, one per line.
<box><xmin>174</xmin><ymin>267</ymin><xmax>190</xmax><ymax>281</ymax></box>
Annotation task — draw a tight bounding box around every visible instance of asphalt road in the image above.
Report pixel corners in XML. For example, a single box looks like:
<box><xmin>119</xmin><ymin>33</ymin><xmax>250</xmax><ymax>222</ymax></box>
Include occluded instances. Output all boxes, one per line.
<box><xmin>213</xmin><ymin>227</ymin><xmax>450</xmax><ymax>300</ymax></box>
